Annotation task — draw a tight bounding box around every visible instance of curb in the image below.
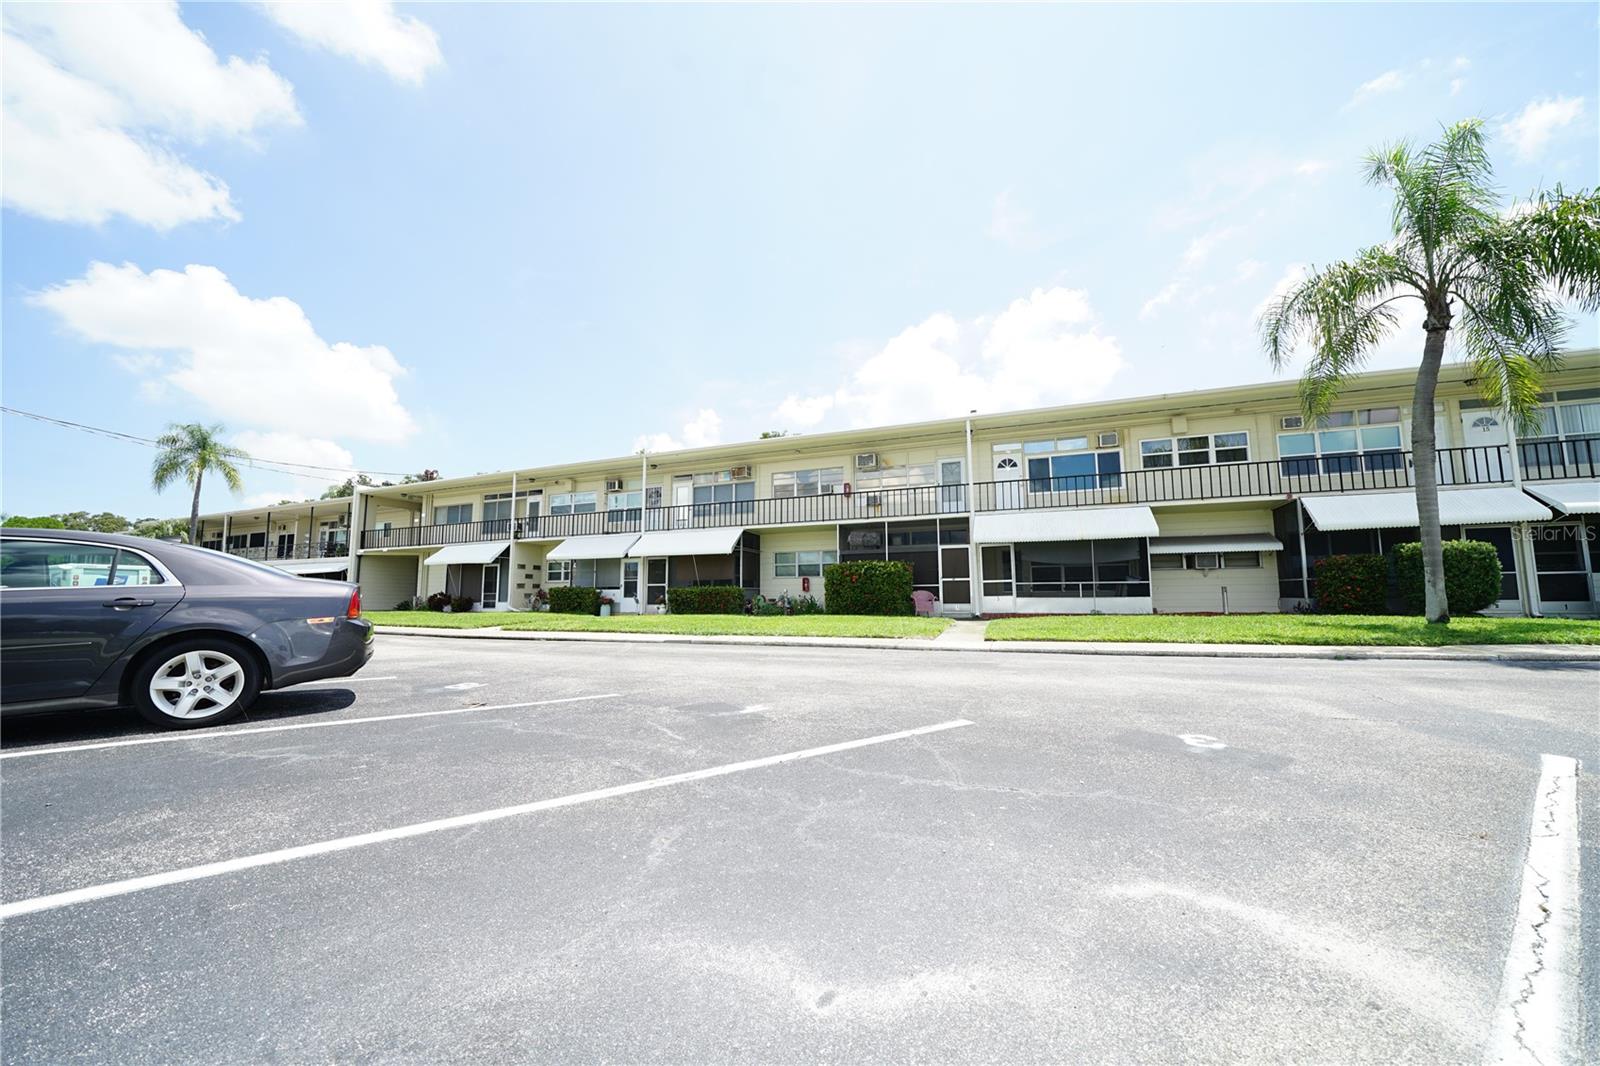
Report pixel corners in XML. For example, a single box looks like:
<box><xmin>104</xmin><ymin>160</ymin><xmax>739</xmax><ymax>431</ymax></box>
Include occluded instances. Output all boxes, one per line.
<box><xmin>371</xmin><ymin>626</ymin><xmax>1600</xmax><ymax>663</ymax></box>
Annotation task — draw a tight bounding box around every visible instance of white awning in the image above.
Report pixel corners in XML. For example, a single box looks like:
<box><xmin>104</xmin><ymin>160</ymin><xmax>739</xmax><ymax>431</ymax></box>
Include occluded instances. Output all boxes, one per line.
<box><xmin>1301</xmin><ymin>487</ymin><xmax>1552</xmax><ymax>532</ymax></box>
<box><xmin>1148</xmin><ymin>533</ymin><xmax>1284</xmax><ymax>555</ymax></box>
<box><xmin>1523</xmin><ymin>480</ymin><xmax>1600</xmax><ymax>516</ymax></box>
<box><xmin>545</xmin><ymin>533</ymin><xmax>639</xmax><ymax>560</ymax></box>
<box><xmin>972</xmin><ymin>506</ymin><xmax>1159</xmax><ymax>544</ymax></box>
<box><xmin>423</xmin><ymin>541</ymin><xmax>511</xmax><ymax>566</ymax></box>
<box><xmin>629</xmin><ymin>527</ymin><xmax>745</xmax><ymax>557</ymax></box>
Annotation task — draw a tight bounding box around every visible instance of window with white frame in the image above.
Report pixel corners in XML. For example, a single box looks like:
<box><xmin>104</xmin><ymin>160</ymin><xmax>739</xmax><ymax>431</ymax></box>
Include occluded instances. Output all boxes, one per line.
<box><xmin>607</xmin><ymin>490</ymin><xmax>643</xmax><ymax>511</ymax></box>
<box><xmin>1021</xmin><ymin>438</ymin><xmax>1123</xmax><ymax>490</ymax></box>
<box><xmin>674</xmin><ymin>472</ymin><xmax>756</xmax><ymax>509</ymax></box>
<box><xmin>546</xmin><ymin>559</ymin><xmax>571</xmax><ymax>583</ymax></box>
<box><xmin>1517</xmin><ymin>389</ymin><xmax>1600</xmax><ymax>467</ymax></box>
<box><xmin>435</xmin><ymin>503</ymin><xmax>473</xmax><ymax>524</ymax></box>
<box><xmin>774</xmin><ymin>549</ymin><xmax>838</xmax><ymax>577</ymax></box>
<box><xmin>549</xmin><ymin>492</ymin><xmax>598</xmax><ymax>515</ymax></box>
<box><xmin>772</xmin><ymin>467</ymin><xmax>845</xmax><ymax>498</ymax></box>
<box><xmin>855</xmin><ymin>462</ymin><xmax>937</xmax><ymax>490</ymax></box>
<box><xmin>1277</xmin><ymin>407</ymin><xmax>1403</xmax><ymax>474</ymax></box>
<box><xmin>481</xmin><ymin>494</ymin><xmax>514</xmax><ymax>522</ymax></box>
<box><xmin>1151</xmin><ymin>551</ymin><xmax>1261</xmax><ymax>570</ymax></box>
<box><xmin>1140</xmin><ymin>432</ymin><xmax>1249</xmax><ymax>469</ymax></box>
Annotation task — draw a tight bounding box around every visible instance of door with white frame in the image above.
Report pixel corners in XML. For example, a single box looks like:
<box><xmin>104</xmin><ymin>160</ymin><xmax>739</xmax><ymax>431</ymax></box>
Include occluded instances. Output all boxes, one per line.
<box><xmin>480</xmin><ymin>563</ymin><xmax>501</xmax><ymax>610</ymax></box>
<box><xmin>1458</xmin><ymin>408</ymin><xmax>1509</xmax><ymax>484</ymax></box>
<box><xmin>939</xmin><ymin>458</ymin><xmax>965</xmax><ymax>513</ymax></box>
<box><xmin>618</xmin><ymin>559</ymin><xmax>642</xmax><ymax>613</ymax></box>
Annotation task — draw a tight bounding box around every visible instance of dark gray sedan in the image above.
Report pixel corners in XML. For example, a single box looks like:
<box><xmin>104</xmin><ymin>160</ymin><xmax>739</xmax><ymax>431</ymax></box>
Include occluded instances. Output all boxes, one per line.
<box><xmin>0</xmin><ymin>529</ymin><xmax>373</xmax><ymax>729</ymax></box>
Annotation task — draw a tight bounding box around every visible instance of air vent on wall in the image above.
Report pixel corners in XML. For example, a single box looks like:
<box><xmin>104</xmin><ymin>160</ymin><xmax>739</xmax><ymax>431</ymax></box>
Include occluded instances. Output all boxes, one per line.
<box><xmin>1098</xmin><ymin>431</ymin><xmax>1119</xmax><ymax>448</ymax></box>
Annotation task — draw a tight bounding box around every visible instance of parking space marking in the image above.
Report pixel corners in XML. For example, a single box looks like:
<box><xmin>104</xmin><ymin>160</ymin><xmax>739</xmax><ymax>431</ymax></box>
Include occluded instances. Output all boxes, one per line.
<box><xmin>0</xmin><ymin>718</ymin><xmax>974</xmax><ymax>919</ymax></box>
<box><xmin>0</xmin><ymin>694</ymin><xmax>622</xmax><ymax>761</ymax></box>
<box><xmin>1485</xmin><ymin>753</ymin><xmax>1582</xmax><ymax>1066</ymax></box>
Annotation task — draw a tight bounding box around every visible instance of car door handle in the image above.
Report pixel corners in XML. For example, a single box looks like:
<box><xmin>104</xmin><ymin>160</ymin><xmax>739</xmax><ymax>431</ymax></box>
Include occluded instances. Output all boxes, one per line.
<box><xmin>102</xmin><ymin>597</ymin><xmax>157</xmax><ymax>609</ymax></box>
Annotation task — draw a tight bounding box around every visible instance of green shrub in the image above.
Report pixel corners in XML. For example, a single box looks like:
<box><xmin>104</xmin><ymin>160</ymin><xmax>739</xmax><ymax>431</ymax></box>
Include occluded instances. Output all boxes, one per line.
<box><xmin>668</xmin><ymin>584</ymin><xmax>745</xmax><ymax>614</ymax></box>
<box><xmin>823</xmin><ymin>560</ymin><xmax>914</xmax><ymax>615</ymax></box>
<box><xmin>549</xmin><ymin>586</ymin><xmax>601</xmax><ymax>614</ymax></box>
<box><xmin>1313</xmin><ymin>554</ymin><xmax>1387</xmax><ymax>614</ymax></box>
<box><xmin>393</xmin><ymin>599</ymin><xmax>414</xmax><ymax>611</ymax></box>
<box><xmin>1393</xmin><ymin>540</ymin><xmax>1503</xmax><ymax>614</ymax></box>
<box><xmin>2</xmin><ymin>515</ymin><xmax>66</xmax><ymax>528</ymax></box>
<box><xmin>450</xmin><ymin>595</ymin><xmax>476</xmax><ymax>613</ymax></box>
<box><xmin>426</xmin><ymin>592</ymin><xmax>451</xmax><ymax>612</ymax></box>
<box><xmin>751</xmin><ymin>596</ymin><xmax>785</xmax><ymax>617</ymax></box>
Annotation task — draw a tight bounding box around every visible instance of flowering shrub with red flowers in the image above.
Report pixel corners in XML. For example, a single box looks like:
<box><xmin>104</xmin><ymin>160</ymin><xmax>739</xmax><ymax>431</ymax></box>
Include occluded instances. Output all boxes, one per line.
<box><xmin>1312</xmin><ymin>554</ymin><xmax>1388</xmax><ymax>614</ymax></box>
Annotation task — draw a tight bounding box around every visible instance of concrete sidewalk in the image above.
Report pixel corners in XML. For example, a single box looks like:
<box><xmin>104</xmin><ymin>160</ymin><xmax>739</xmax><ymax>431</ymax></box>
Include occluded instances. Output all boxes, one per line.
<box><xmin>371</xmin><ymin>624</ymin><xmax>1600</xmax><ymax>662</ymax></box>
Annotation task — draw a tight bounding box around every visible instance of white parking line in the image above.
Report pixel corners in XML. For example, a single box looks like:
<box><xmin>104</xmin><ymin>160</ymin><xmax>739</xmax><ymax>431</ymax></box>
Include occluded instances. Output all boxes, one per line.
<box><xmin>0</xmin><ymin>718</ymin><xmax>974</xmax><ymax>919</ymax></box>
<box><xmin>1485</xmin><ymin>753</ymin><xmax>1582</xmax><ymax>1066</ymax></box>
<box><xmin>0</xmin><ymin>694</ymin><xmax>621</xmax><ymax>761</ymax></box>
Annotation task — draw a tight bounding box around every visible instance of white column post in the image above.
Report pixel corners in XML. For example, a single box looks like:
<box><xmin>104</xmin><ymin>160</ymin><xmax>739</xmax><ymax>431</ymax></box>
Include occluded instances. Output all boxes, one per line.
<box><xmin>965</xmin><ymin>416</ymin><xmax>977</xmax><ymax>616</ymax></box>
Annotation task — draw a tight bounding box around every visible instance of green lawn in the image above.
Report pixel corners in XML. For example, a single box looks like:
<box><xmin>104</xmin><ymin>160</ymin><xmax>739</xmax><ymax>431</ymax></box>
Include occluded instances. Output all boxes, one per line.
<box><xmin>364</xmin><ymin>611</ymin><xmax>517</xmax><ymax>629</ymax></box>
<box><xmin>366</xmin><ymin>610</ymin><xmax>950</xmax><ymax>639</ymax></box>
<box><xmin>985</xmin><ymin>614</ymin><xmax>1600</xmax><ymax>647</ymax></box>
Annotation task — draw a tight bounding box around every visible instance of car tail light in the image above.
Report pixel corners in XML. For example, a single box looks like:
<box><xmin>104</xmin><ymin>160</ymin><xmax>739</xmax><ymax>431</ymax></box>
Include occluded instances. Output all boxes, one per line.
<box><xmin>347</xmin><ymin>588</ymin><xmax>362</xmax><ymax>618</ymax></box>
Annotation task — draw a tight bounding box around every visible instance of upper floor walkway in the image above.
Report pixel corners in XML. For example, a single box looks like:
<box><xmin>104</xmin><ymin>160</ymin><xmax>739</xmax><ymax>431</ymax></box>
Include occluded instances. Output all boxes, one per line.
<box><xmin>357</xmin><ymin>438</ymin><xmax>1598</xmax><ymax>551</ymax></box>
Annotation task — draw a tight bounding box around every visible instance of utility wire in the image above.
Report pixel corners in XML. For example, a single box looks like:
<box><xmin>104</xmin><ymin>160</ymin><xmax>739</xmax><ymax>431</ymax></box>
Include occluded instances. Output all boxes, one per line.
<box><xmin>0</xmin><ymin>406</ymin><xmax>408</xmax><ymax>479</ymax></box>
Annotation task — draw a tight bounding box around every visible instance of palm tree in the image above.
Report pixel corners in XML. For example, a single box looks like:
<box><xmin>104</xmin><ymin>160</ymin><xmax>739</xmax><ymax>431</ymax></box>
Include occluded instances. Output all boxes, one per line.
<box><xmin>151</xmin><ymin>423</ymin><xmax>248</xmax><ymax>545</ymax></box>
<box><xmin>1260</xmin><ymin>119</ymin><xmax>1600</xmax><ymax>623</ymax></box>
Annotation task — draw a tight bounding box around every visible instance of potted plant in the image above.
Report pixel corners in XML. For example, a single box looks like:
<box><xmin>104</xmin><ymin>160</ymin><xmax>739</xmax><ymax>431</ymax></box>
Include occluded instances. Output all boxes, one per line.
<box><xmin>533</xmin><ymin>587</ymin><xmax>549</xmax><ymax>612</ymax></box>
<box><xmin>647</xmin><ymin>593</ymin><xmax>667</xmax><ymax>614</ymax></box>
<box><xmin>598</xmin><ymin>594</ymin><xmax>614</xmax><ymax>618</ymax></box>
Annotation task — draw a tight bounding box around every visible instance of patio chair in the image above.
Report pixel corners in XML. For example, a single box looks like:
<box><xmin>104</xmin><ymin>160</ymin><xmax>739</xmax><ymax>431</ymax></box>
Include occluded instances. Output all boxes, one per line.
<box><xmin>911</xmin><ymin>590</ymin><xmax>939</xmax><ymax>616</ymax></box>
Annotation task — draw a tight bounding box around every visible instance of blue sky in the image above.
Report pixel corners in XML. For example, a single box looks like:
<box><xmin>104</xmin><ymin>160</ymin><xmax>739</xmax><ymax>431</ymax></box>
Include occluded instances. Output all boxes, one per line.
<box><xmin>3</xmin><ymin>1</ymin><xmax>1595</xmax><ymax>518</ymax></box>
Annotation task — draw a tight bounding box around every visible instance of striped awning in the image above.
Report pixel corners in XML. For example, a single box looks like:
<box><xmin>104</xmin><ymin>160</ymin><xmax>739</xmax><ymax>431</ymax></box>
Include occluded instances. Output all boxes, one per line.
<box><xmin>1523</xmin><ymin>480</ymin><xmax>1600</xmax><ymax>516</ymax></box>
<box><xmin>972</xmin><ymin>506</ymin><xmax>1160</xmax><ymax>543</ymax></box>
<box><xmin>1301</xmin><ymin>487</ymin><xmax>1552</xmax><ymax>532</ymax></box>
<box><xmin>1148</xmin><ymin>533</ymin><xmax>1283</xmax><ymax>554</ymax></box>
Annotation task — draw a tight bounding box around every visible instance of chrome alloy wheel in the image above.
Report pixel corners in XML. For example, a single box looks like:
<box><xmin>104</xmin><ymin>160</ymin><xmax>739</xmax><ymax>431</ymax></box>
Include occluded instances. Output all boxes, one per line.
<box><xmin>147</xmin><ymin>649</ymin><xmax>246</xmax><ymax>720</ymax></box>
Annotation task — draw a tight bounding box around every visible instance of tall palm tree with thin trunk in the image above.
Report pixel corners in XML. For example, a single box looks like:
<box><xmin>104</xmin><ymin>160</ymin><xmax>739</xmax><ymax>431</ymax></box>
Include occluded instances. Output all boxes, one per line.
<box><xmin>151</xmin><ymin>423</ymin><xmax>248</xmax><ymax>545</ymax></box>
<box><xmin>1259</xmin><ymin>120</ymin><xmax>1600</xmax><ymax>623</ymax></box>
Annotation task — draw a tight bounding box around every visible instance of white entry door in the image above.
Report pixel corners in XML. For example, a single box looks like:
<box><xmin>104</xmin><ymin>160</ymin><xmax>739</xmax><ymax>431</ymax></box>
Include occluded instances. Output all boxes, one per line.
<box><xmin>1459</xmin><ymin>409</ymin><xmax>1509</xmax><ymax>484</ymax></box>
<box><xmin>619</xmin><ymin>559</ymin><xmax>642</xmax><ymax>613</ymax></box>
<box><xmin>480</xmin><ymin>564</ymin><xmax>500</xmax><ymax>610</ymax></box>
<box><xmin>939</xmin><ymin>459</ymin><xmax>965</xmax><ymax>512</ymax></box>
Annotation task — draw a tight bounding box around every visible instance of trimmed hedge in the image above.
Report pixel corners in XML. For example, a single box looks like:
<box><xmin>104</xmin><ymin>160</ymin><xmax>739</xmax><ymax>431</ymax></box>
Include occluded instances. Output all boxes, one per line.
<box><xmin>426</xmin><ymin>591</ymin><xmax>451</xmax><ymax>612</ymax></box>
<box><xmin>668</xmin><ymin>584</ymin><xmax>745</xmax><ymax>614</ymax></box>
<box><xmin>1394</xmin><ymin>539</ymin><xmax>1503</xmax><ymax>615</ymax></box>
<box><xmin>1313</xmin><ymin>554</ymin><xmax>1387</xmax><ymax>614</ymax></box>
<box><xmin>823</xmin><ymin>560</ymin><xmax>914</xmax><ymax>616</ymax></box>
<box><xmin>549</xmin><ymin>586</ymin><xmax>601</xmax><ymax>614</ymax></box>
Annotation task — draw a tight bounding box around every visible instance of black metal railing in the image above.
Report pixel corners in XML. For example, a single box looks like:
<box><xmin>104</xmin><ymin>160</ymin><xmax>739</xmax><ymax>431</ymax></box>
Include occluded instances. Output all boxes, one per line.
<box><xmin>355</xmin><ymin>437</ymin><xmax>1597</xmax><ymax>549</ymax></box>
<box><xmin>214</xmin><ymin>537</ymin><xmax>351</xmax><ymax>562</ymax></box>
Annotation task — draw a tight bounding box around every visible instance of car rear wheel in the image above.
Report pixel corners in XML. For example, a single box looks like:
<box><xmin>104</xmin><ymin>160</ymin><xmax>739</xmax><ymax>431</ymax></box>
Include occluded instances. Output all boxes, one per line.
<box><xmin>131</xmin><ymin>639</ymin><xmax>260</xmax><ymax>728</ymax></box>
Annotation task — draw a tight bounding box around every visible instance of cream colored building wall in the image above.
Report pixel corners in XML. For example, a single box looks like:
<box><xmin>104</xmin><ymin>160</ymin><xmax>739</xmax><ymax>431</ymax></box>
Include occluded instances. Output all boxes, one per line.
<box><xmin>1151</xmin><ymin>506</ymin><xmax>1276</xmax><ymax>536</ymax></box>
<box><xmin>1152</xmin><ymin>561</ymin><xmax>1279</xmax><ymax>614</ymax></box>
<box><xmin>359</xmin><ymin>554</ymin><xmax>421</xmax><ymax>610</ymax></box>
<box><xmin>757</xmin><ymin>527</ymin><xmax>838</xmax><ymax>607</ymax></box>
<box><xmin>508</xmin><ymin>541</ymin><xmax>548</xmax><ymax>609</ymax></box>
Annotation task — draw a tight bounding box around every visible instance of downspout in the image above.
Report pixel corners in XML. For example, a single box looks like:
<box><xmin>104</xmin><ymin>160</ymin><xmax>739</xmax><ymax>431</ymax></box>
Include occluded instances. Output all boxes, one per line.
<box><xmin>965</xmin><ymin>415</ymin><xmax>977</xmax><ymax>617</ymax></box>
<box><xmin>1297</xmin><ymin>498</ymin><xmax>1311</xmax><ymax>604</ymax></box>
<box><xmin>641</xmin><ymin>450</ymin><xmax>649</xmax><ymax>531</ymax></box>
<box><xmin>1504</xmin><ymin>408</ymin><xmax>1541</xmax><ymax>618</ymax></box>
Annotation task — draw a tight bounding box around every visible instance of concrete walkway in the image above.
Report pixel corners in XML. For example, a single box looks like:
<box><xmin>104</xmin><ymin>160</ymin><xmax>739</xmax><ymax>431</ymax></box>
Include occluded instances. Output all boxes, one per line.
<box><xmin>371</xmin><ymin>624</ymin><xmax>1600</xmax><ymax>662</ymax></box>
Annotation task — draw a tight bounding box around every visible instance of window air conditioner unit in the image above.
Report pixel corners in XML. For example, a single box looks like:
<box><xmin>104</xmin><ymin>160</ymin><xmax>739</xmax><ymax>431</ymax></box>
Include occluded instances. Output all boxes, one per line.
<box><xmin>729</xmin><ymin>465</ymin><xmax>752</xmax><ymax>479</ymax></box>
<box><xmin>1280</xmin><ymin>415</ymin><xmax>1304</xmax><ymax>430</ymax></box>
<box><xmin>604</xmin><ymin>478</ymin><xmax>624</xmax><ymax>492</ymax></box>
<box><xmin>1098</xmin><ymin>431</ymin><xmax>1119</xmax><ymax>448</ymax></box>
<box><xmin>855</xmin><ymin>452</ymin><xmax>880</xmax><ymax>471</ymax></box>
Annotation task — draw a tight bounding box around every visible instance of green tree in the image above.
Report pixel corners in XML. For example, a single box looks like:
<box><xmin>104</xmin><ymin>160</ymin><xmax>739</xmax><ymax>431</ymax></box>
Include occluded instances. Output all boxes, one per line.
<box><xmin>322</xmin><ymin>474</ymin><xmax>376</xmax><ymax>499</ymax></box>
<box><xmin>1259</xmin><ymin>120</ymin><xmax>1600</xmax><ymax>623</ymax></box>
<box><xmin>151</xmin><ymin>423</ymin><xmax>248</xmax><ymax>546</ymax></box>
<box><xmin>131</xmin><ymin>516</ymin><xmax>189</xmax><ymax>541</ymax></box>
<box><xmin>2</xmin><ymin>515</ymin><xmax>66</xmax><ymax>528</ymax></box>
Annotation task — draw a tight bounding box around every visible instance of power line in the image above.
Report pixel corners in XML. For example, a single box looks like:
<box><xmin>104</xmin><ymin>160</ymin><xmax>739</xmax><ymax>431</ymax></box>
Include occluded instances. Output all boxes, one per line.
<box><xmin>0</xmin><ymin>406</ymin><xmax>409</xmax><ymax>479</ymax></box>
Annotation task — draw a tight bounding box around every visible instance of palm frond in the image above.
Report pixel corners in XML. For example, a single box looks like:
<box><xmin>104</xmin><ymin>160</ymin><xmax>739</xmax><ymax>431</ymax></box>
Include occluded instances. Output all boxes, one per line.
<box><xmin>1510</xmin><ymin>185</ymin><xmax>1600</xmax><ymax>312</ymax></box>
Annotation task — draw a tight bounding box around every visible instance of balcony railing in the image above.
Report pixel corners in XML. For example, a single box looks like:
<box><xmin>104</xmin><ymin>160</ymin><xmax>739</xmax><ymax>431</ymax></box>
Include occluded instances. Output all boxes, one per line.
<box><xmin>357</xmin><ymin>438</ymin><xmax>1597</xmax><ymax>550</ymax></box>
<box><xmin>213</xmin><ymin>538</ymin><xmax>352</xmax><ymax>563</ymax></box>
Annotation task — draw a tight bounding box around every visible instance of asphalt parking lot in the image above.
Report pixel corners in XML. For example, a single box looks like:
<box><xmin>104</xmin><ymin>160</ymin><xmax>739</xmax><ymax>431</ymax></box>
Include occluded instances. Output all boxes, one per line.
<box><xmin>1</xmin><ymin>635</ymin><xmax>1594</xmax><ymax>1064</ymax></box>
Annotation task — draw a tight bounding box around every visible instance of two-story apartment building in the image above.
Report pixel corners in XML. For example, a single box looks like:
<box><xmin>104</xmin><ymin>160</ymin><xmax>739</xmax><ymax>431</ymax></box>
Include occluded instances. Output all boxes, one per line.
<box><xmin>193</xmin><ymin>498</ymin><xmax>353</xmax><ymax>581</ymax></box>
<box><xmin>341</xmin><ymin>352</ymin><xmax>1598</xmax><ymax>619</ymax></box>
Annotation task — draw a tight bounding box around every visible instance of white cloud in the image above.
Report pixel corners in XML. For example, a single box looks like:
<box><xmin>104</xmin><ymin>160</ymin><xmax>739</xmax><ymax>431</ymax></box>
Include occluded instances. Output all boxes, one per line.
<box><xmin>1451</xmin><ymin>56</ymin><xmax>1471</xmax><ymax>71</ymax></box>
<box><xmin>986</xmin><ymin>189</ymin><xmax>1042</xmax><ymax>249</ymax></box>
<box><xmin>770</xmin><ymin>287</ymin><xmax>1123</xmax><ymax>431</ymax></box>
<box><xmin>1</xmin><ymin>2</ymin><xmax>299</xmax><ymax>229</ymax></box>
<box><xmin>1499</xmin><ymin>96</ymin><xmax>1585</xmax><ymax>161</ymax></box>
<box><xmin>1140</xmin><ymin>281</ymin><xmax>1186</xmax><ymax>319</ymax></box>
<box><xmin>258</xmin><ymin>1</ymin><xmax>442</xmax><ymax>86</ymax></box>
<box><xmin>1249</xmin><ymin>263</ymin><xmax>1308</xmax><ymax>325</ymax></box>
<box><xmin>1449</xmin><ymin>77</ymin><xmax>1466</xmax><ymax>97</ymax></box>
<box><xmin>1180</xmin><ymin>225</ymin><xmax>1237</xmax><ymax>270</ymax></box>
<box><xmin>1348</xmin><ymin>69</ymin><xmax>1405</xmax><ymax>106</ymax></box>
<box><xmin>232</xmin><ymin>431</ymin><xmax>358</xmax><ymax>503</ymax></box>
<box><xmin>1293</xmin><ymin>159</ymin><xmax>1330</xmax><ymax>177</ymax></box>
<box><xmin>634</xmin><ymin>408</ymin><xmax>723</xmax><ymax>453</ymax></box>
<box><xmin>1234</xmin><ymin>259</ymin><xmax>1264</xmax><ymax>282</ymax></box>
<box><xmin>30</xmin><ymin>262</ymin><xmax>416</xmax><ymax>444</ymax></box>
